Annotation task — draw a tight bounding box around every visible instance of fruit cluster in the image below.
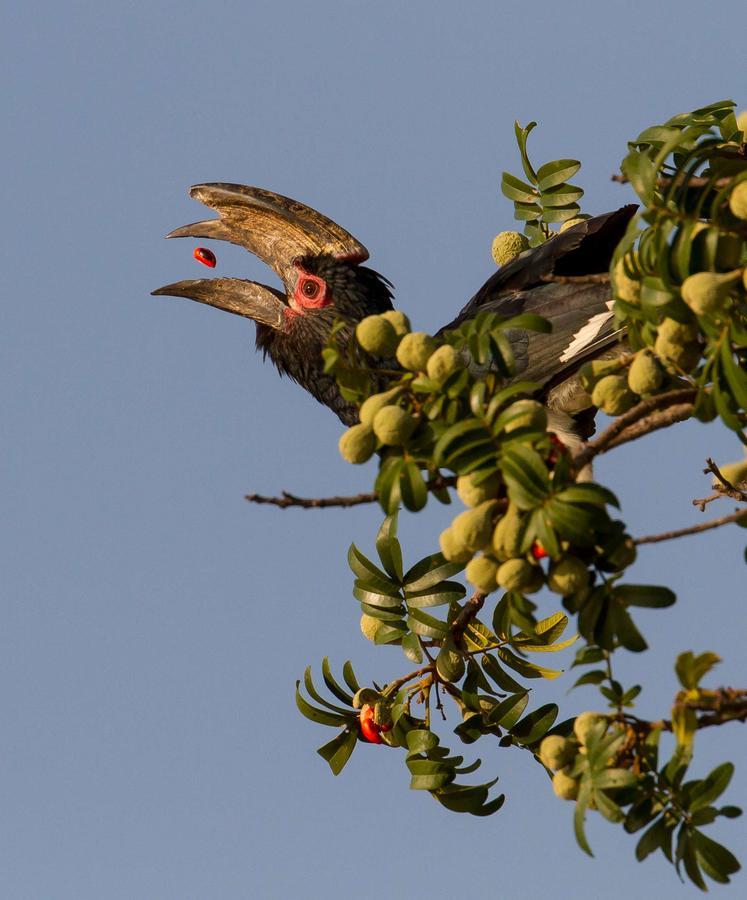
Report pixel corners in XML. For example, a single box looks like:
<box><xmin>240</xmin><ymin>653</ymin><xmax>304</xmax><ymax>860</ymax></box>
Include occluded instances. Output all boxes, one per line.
<box><xmin>539</xmin><ymin>712</ymin><xmax>617</xmax><ymax>801</ymax></box>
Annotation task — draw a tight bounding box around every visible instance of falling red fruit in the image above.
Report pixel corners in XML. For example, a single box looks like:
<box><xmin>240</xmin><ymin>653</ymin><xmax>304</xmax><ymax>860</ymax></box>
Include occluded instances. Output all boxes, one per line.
<box><xmin>193</xmin><ymin>247</ymin><xmax>216</xmax><ymax>268</ymax></box>
<box><xmin>531</xmin><ymin>541</ymin><xmax>549</xmax><ymax>560</ymax></box>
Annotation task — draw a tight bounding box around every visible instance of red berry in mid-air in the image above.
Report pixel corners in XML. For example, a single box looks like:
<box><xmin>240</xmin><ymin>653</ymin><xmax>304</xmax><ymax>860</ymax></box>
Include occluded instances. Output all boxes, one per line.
<box><xmin>193</xmin><ymin>247</ymin><xmax>216</xmax><ymax>268</ymax></box>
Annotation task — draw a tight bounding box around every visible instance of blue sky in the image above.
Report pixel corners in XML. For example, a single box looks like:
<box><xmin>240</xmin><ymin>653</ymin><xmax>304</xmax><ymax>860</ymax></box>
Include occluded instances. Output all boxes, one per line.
<box><xmin>2</xmin><ymin>2</ymin><xmax>745</xmax><ymax>897</ymax></box>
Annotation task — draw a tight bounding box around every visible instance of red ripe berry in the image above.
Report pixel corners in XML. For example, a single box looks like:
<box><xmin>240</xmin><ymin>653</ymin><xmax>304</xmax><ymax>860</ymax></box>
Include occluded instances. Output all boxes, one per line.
<box><xmin>359</xmin><ymin>704</ymin><xmax>384</xmax><ymax>743</ymax></box>
<box><xmin>193</xmin><ymin>247</ymin><xmax>216</xmax><ymax>268</ymax></box>
<box><xmin>531</xmin><ymin>540</ymin><xmax>548</xmax><ymax>560</ymax></box>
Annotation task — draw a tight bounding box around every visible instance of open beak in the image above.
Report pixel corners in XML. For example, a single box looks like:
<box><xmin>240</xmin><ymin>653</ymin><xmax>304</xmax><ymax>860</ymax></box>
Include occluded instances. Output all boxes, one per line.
<box><xmin>151</xmin><ymin>277</ymin><xmax>287</xmax><ymax>328</ymax></box>
<box><xmin>151</xmin><ymin>183</ymin><xmax>369</xmax><ymax>326</ymax></box>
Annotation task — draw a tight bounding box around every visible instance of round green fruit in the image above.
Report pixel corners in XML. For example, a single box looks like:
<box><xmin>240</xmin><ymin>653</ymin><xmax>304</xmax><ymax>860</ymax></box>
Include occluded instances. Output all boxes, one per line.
<box><xmin>654</xmin><ymin>335</ymin><xmax>701</xmax><ymax>373</ymax></box>
<box><xmin>360</xmin><ymin>613</ymin><xmax>381</xmax><ymax>642</ymax></box>
<box><xmin>573</xmin><ymin>711</ymin><xmax>607</xmax><ymax>746</ymax></box>
<box><xmin>492</xmin><ymin>230</ymin><xmax>530</xmax><ymax>266</ymax></box>
<box><xmin>591</xmin><ymin>374</ymin><xmax>637</xmax><ymax>415</ymax></box>
<box><xmin>380</xmin><ymin>309</ymin><xmax>411</xmax><ymax>336</ymax></box>
<box><xmin>547</xmin><ymin>556</ymin><xmax>589</xmax><ymax>596</ymax></box>
<box><xmin>465</xmin><ymin>554</ymin><xmax>499</xmax><ymax>593</ymax></box>
<box><xmin>456</xmin><ymin>471</ymin><xmax>501</xmax><ymax>508</ymax></box>
<box><xmin>681</xmin><ymin>271</ymin><xmax>741</xmax><ymax>316</ymax></box>
<box><xmin>439</xmin><ymin>526</ymin><xmax>473</xmax><ymax>564</ymax></box>
<box><xmin>492</xmin><ymin>503</ymin><xmax>523</xmax><ymax>559</ymax></box>
<box><xmin>355</xmin><ymin>315</ymin><xmax>399</xmax><ymax>357</ymax></box>
<box><xmin>503</xmin><ymin>398</ymin><xmax>548</xmax><ymax>433</ymax></box>
<box><xmin>426</xmin><ymin>344</ymin><xmax>463</xmax><ymax>384</ymax></box>
<box><xmin>338</xmin><ymin>424</ymin><xmax>376</xmax><ymax>464</ymax></box>
<box><xmin>451</xmin><ymin>501</ymin><xmax>498</xmax><ymax>553</ymax></box>
<box><xmin>552</xmin><ymin>769</ymin><xmax>579</xmax><ymax>801</ymax></box>
<box><xmin>396</xmin><ymin>332</ymin><xmax>437</xmax><ymax>372</ymax></box>
<box><xmin>372</xmin><ymin>406</ymin><xmax>416</xmax><ymax>446</ymax></box>
<box><xmin>728</xmin><ymin>180</ymin><xmax>747</xmax><ymax>220</ymax></box>
<box><xmin>496</xmin><ymin>558</ymin><xmax>537</xmax><ymax>593</ymax></box>
<box><xmin>713</xmin><ymin>459</ymin><xmax>747</xmax><ymax>488</ymax></box>
<box><xmin>612</xmin><ymin>257</ymin><xmax>641</xmax><ymax>304</ymax></box>
<box><xmin>539</xmin><ymin>735</ymin><xmax>576</xmax><ymax>770</ymax></box>
<box><xmin>359</xmin><ymin>387</ymin><xmax>403</xmax><ymax>427</ymax></box>
<box><xmin>627</xmin><ymin>349</ymin><xmax>663</xmax><ymax>395</ymax></box>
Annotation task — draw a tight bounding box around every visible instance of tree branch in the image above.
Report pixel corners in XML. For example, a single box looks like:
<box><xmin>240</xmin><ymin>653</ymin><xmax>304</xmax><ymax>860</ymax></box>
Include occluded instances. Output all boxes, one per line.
<box><xmin>452</xmin><ymin>590</ymin><xmax>488</xmax><ymax>641</ymax></box>
<box><xmin>245</xmin><ymin>475</ymin><xmax>458</xmax><ymax>510</ymax></box>
<box><xmin>634</xmin><ymin>509</ymin><xmax>747</xmax><ymax>545</ymax></box>
<box><xmin>573</xmin><ymin>388</ymin><xmax>696</xmax><ymax>470</ymax></box>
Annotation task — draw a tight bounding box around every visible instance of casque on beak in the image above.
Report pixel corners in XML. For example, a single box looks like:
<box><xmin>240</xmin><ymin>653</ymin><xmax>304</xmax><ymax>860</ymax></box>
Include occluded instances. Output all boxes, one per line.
<box><xmin>151</xmin><ymin>183</ymin><xmax>368</xmax><ymax>327</ymax></box>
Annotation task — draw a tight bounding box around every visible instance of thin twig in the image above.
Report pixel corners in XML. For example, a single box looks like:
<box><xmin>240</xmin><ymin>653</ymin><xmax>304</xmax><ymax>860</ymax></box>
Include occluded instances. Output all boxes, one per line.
<box><xmin>245</xmin><ymin>474</ymin><xmax>457</xmax><ymax>510</ymax></box>
<box><xmin>705</xmin><ymin>457</ymin><xmax>747</xmax><ymax>500</ymax></box>
<box><xmin>612</xmin><ymin>173</ymin><xmax>736</xmax><ymax>189</ymax></box>
<box><xmin>573</xmin><ymin>388</ymin><xmax>696</xmax><ymax>470</ymax></box>
<box><xmin>540</xmin><ymin>273</ymin><xmax>611</xmax><ymax>285</ymax></box>
<box><xmin>452</xmin><ymin>590</ymin><xmax>488</xmax><ymax>641</ymax></box>
<box><xmin>634</xmin><ymin>509</ymin><xmax>747</xmax><ymax>545</ymax></box>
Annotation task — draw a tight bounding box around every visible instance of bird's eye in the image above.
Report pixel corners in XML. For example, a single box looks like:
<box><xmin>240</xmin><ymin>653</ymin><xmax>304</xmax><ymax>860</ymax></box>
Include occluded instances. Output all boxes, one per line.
<box><xmin>302</xmin><ymin>280</ymin><xmax>320</xmax><ymax>298</ymax></box>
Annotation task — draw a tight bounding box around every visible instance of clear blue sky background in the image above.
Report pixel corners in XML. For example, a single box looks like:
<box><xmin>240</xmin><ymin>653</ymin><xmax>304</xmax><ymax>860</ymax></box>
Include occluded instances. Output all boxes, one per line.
<box><xmin>2</xmin><ymin>2</ymin><xmax>745</xmax><ymax>898</ymax></box>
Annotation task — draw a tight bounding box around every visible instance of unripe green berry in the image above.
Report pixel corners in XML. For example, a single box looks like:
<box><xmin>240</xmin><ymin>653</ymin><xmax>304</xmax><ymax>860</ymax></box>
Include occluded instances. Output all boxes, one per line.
<box><xmin>456</xmin><ymin>471</ymin><xmax>501</xmax><ymax>508</ymax></box>
<box><xmin>360</xmin><ymin>613</ymin><xmax>380</xmax><ymax>642</ymax></box>
<box><xmin>681</xmin><ymin>271</ymin><xmax>740</xmax><ymax>316</ymax></box>
<box><xmin>359</xmin><ymin>387</ymin><xmax>403</xmax><ymax>427</ymax></box>
<box><xmin>451</xmin><ymin>501</ymin><xmax>499</xmax><ymax>553</ymax></box>
<box><xmin>496</xmin><ymin>558</ymin><xmax>537</xmax><ymax>593</ymax></box>
<box><xmin>355</xmin><ymin>315</ymin><xmax>399</xmax><ymax>356</ymax></box>
<box><xmin>426</xmin><ymin>344</ymin><xmax>463</xmax><ymax>384</ymax></box>
<box><xmin>559</xmin><ymin>217</ymin><xmax>589</xmax><ymax>232</ymax></box>
<box><xmin>547</xmin><ymin>556</ymin><xmax>589</xmax><ymax>595</ymax></box>
<box><xmin>465</xmin><ymin>554</ymin><xmax>499</xmax><ymax>593</ymax></box>
<box><xmin>503</xmin><ymin>398</ymin><xmax>548</xmax><ymax>433</ymax></box>
<box><xmin>602</xmin><ymin>533</ymin><xmax>637</xmax><ymax>571</ymax></box>
<box><xmin>612</xmin><ymin>257</ymin><xmax>641</xmax><ymax>304</ymax></box>
<box><xmin>492</xmin><ymin>230</ymin><xmax>530</xmax><ymax>266</ymax></box>
<box><xmin>552</xmin><ymin>769</ymin><xmax>579</xmax><ymax>801</ymax></box>
<box><xmin>396</xmin><ymin>332</ymin><xmax>437</xmax><ymax>371</ymax></box>
<box><xmin>591</xmin><ymin>374</ymin><xmax>637</xmax><ymax>415</ymax></box>
<box><xmin>372</xmin><ymin>406</ymin><xmax>416</xmax><ymax>446</ymax></box>
<box><xmin>658</xmin><ymin>317</ymin><xmax>699</xmax><ymax>344</ymax></box>
<box><xmin>380</xmin><ymin>309</ymin><xmax>411</xmax><ymax>336</ymax></box>
<box><xmin>713</xmin><ymin>459</ymin><xmax>747</xmax><ymax>488</ymax></box>
<box><xmin>627</xmin><ymin>349</ymin><xmax>663</xmax><ymax>395</ymax></box>
<box><xmin>338</xmin><ymin>424</ymin><xmax>376</xmax><ymax>464</ymax></box>
<box><xmin>539</xmin><ymin>735</ymin><xmax>576</xmax><ymax>770</ymax></box>
<box><xmin>492</xmin><ymin>503</ymin><xmax>523</xmax><ymax>559</ymax></box>
<box><xmin>578</xmin><ymin>357</ymin><xmax>625</xmax><ymax>392</ymax></box>
<box><xmin>728</xmin><ymin>180</ymin><xmax>747</xmax><ymax>220</ymax></box>
<box><xmin>654</xmin><ymin>335</ymin><xmax>701</xmax><ymax>373</ymax></box>
<box><xmin>574</xmin><ymin>711</ymin><xmax>606</xmax><ymax>745</ymax></box>
<box><xmin>439</xmin><ymin>527</ymin><xmax>473</xmax><ymax>564</ymax></box>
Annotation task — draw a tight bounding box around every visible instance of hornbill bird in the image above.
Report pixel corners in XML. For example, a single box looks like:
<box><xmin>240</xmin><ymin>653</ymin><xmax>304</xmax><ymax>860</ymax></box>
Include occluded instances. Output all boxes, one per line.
<box><xmin>152</xmin><ymin>183</ymin><xmax>636</xmax><ymax>449</ymax></box>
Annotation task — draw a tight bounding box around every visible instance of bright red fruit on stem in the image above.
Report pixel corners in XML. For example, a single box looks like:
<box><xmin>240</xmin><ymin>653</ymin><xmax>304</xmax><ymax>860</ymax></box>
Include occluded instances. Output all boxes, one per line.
<box><xmin>531</xmin><ymin>540</ymin><xmax>548</xmax><ymax>560</ymax></box>
<box><xmin>359</xmin><ymin>704</ymin><xmax>384</xmax><ymax>743</ymax></box>
<box><xmin>193</xmin><ymin>247</ymin><xmax>216</xmax><ymax>268</ymax></box>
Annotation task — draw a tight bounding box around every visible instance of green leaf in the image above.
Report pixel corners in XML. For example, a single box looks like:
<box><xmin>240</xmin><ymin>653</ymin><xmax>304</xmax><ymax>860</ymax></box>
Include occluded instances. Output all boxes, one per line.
<box><xmin>321</xmin><ymin>657</ymin><xmax>355</xmax><ymax>706</ymax></box>
<box><xmin>675</xmin><ymin>651</ymin><xmax>721</xmax><ymax>690</ymax></box>
<box><xmin>410</xmin><ymin>772</ymin><xmax>455</xmax><ymax>791</ymax></box>
<box><xmin>500</xmin><ymin>445</ymin><xmax>551</xmax><ymax>509</ymax></box>
<box><xmin>404</xmin><ymin>553</ymin><xmax>465</xmax><ymax>591</ymax></box>
<box><xmin>594</xmin><ymin>768</ymin><xmax>637</xmax><ymax>790</ymax></box>
<box><xmin>347</xmin><ymin>544</ymin><xmax>396</xmax><ymax>592</ymax></box>
<box><xmin>574</xmin><ymin>784</ymin><xmax>594</xmax><ymax>857</ymax></box>
<box><xmin>342</xmin><ymin>661</ymin><xmax>360</xmax><ymax>693</ymax></box>
<box><xmin>692</xmin><ymin>830</ymin><xmax>741</xmax><ymax>877</ymax></box>
<box><xmin>353</xmin><ymin>582</ymin><xmax>403</xmax><ymax>609</ymax></box>
<box><xmin>509</xmin><ymin>703</ymin><xmax>558</xmax><ymax>745</ymax></box>
<box><xmin>613</xmin><ymin>584</ymin><xmax>676</xmax><ymax>608</ymax></box>
<box><xmin>690</xmin><ymin>763</ymin><xmax>734</xmax><ymax>812</ymax></box>
<box><xmin>303</xmin><ymin>667</ymin><xmax>354</xmax><ymax>715</ymax></box>
<box><xmin>621</xmin><ymin>151</ymin><xmax>657</xmax><ymax>204</ymax></box>
<box><xmin>405</xmin><ymin>580</ymin><xmax>466</xmax><ymax>609</ymax></box>
<box><xmin>481</xmin><ymin>654</ymin><xmax>526</xmax><ymax>693</ymax></box>
<box><xmin>497</xmin><ymin>647</ymin><xmax>562</xmax><ymax>680</ymax></box>
<box><xmin>571</xmin><ymin>669</ymin><xmax>606</xmax><ymax>690</ymax></box>
<box><xmin>375</xmin><ymin>456</ymin><xmax>404</xmax><ymax>514</ymax></box>
<box><xmin>537</xmin><ymin>158</ymin><xmax>582</xmax><ymax>191</ymax></box>
<box><xmin>295</xmin><ymin>683</ymin><xmax>350</xmax><ymax>727</ymax></box>
<box><xmin>555</xmin><ymin>483</ymin><xmax>620</xmax><ymax>509</ymax></box>
<box><xmin>501</xmin><ymin>171</ymin><xmax>538</xmax><ymax>203</ymax></box>
<box><xmin>636</xmin><ymin>817</ymin><xmax>669</xmax><ymax>861</ymax></box>
<box><xmin>485</xmin><ymin>691</ymin><xmax>529</xmax><ymax>728</ymax></box>
<box><xmin>540</xmin><ymin>183</ymin><xmax>584</xmax><ymax>207</ymax></box>
<box><xmin>406</xmin><ymin>729</ymin><xmax>440</xmax><ymax>753</ymax></box>
<box><xmin>401</xmin><ymin>632</ymin><xmax>423</xmax><ymax>663</ymax></box>
<box><xmin>611</xmin><ymin>605</ymin><xmax>648</xmax><ymax>652</ymax></box>
<box><xmin>407</xmin><ymin>607</ymin><xmax>450</xmax><ymax>639</ymax></box>
<box><xmin>375</xmin><ymin>513</ymin><xmax>403</xmax><ymax>582</ymax></box>
<box><xmin>514</xmin><ymin>120</ymin><xmax>539</xmax><ymax>184</ymax></box>
<box><xmin>317</xmin><ymin>728</ymin><xmax>357</xmax><ymax>775</ymax></box>
<box><xmin>401</xmin><ymin>461</ymin><xmax>428</xmax><ymax>512</ymax></box>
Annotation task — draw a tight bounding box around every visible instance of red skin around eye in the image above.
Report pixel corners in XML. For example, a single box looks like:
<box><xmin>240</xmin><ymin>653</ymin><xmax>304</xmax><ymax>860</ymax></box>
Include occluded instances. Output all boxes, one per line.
<box><xmin>290</xmin><ymin>260</ymin><xmax>331</xmax><ymax>311</ymax></box>
<box><xmin>193</xmin><ymin>247</ymin><xmax>216</xmax><ymax>268</ymax></box>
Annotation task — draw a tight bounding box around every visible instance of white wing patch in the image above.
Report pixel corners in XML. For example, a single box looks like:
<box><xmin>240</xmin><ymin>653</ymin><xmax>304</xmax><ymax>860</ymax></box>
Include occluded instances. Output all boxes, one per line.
<box><xmin>559</xmin><ymin>301</ymin><xmax>615</xmax><ymax>363</ymax></box>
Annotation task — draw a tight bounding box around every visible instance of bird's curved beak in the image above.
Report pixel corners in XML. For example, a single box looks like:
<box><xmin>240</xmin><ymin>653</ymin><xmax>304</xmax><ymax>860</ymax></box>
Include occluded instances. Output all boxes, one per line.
<box><xmin>151</xmin><ymin>277</ymin><xmax>287</xmax><ymax>328</ymax></box>
<box><xmin>151</xmin><ymin>183</ymin><xmax>368</xmax><ymax>326</ymax></box>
